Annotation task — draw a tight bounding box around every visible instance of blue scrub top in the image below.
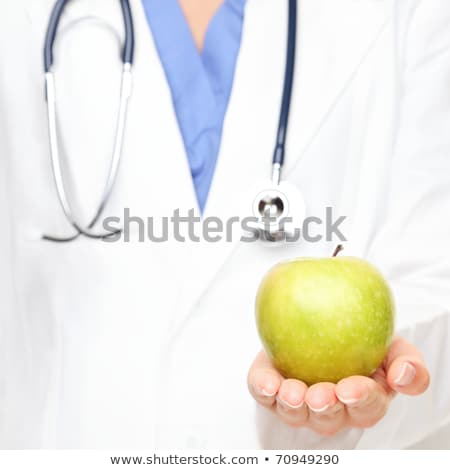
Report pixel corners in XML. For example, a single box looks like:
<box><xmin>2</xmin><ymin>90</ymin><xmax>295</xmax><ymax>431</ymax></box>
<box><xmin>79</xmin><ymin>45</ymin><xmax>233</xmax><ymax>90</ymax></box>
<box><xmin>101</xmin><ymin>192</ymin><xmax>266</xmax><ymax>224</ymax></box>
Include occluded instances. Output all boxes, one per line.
<box><xmin>141</xmin><ymin>0</ymin><xmax>247</xmax><ymax>212</ymax></box>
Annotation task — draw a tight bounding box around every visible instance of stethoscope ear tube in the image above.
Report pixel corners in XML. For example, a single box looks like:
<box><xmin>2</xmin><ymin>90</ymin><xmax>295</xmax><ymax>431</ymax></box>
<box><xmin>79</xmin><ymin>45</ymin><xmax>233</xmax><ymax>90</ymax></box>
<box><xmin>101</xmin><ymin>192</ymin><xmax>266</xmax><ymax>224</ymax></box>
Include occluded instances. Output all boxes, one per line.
<box><xmin>44</xmin><ymin>0</ymin><xmax>135</xmax><ymax>73</ymax></box>
<box><xmin>44</xmin><ymin>0</ymin><xmax>69</xmax><ymax>73</ymax></box>
<box><xmin>120</xmin><ymin>0</ymin><xmax>135</xmax><ymax>65</ymax></box>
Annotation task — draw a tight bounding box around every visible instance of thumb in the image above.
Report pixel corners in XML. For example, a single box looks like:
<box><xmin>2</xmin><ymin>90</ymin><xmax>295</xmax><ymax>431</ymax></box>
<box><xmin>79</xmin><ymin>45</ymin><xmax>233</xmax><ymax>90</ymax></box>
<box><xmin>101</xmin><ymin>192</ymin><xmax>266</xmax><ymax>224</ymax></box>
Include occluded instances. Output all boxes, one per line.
<box><xmin>385</xmin><ymin>337</ymin><xmax>430</xmax><ymax>396</ymax></box>
<box><xmin>248</xmin><ymin>350</ymin><xmax>283</xmax><ymax>408</ymax></box>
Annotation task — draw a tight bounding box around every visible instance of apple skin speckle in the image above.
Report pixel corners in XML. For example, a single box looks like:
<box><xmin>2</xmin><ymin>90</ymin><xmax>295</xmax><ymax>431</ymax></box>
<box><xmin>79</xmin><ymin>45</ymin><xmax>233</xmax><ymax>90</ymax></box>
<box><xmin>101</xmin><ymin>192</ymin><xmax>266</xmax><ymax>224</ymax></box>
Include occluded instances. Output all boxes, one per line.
<box><xmin>255</xmin><ymin>257</ymin><xmax>395</xmax><ymax>385</ymax></box>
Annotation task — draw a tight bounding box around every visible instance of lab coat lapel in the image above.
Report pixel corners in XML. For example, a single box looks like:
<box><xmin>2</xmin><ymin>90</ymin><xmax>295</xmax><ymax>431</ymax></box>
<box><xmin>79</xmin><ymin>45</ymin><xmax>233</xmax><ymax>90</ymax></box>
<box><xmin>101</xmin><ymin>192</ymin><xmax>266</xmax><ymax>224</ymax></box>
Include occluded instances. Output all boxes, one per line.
<box><xmin>117</xmin><ymin>0</ymin><xmax>199</xmax><ymax>275</ymax></box>
<box><xmin>173</xmin><ymin>0</ymin><xmax>390</xmax><ymax>331</ymax></box>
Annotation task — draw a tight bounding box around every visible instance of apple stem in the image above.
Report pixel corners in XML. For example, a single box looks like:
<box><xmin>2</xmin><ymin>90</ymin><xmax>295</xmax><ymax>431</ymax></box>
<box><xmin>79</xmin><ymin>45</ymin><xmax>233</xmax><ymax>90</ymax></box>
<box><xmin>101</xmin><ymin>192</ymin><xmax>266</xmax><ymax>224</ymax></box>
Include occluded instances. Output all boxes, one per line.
<box><xmin>332</xmin><ymin>245</ymin><xmax>344</xmax><ymax>257</ymax></box>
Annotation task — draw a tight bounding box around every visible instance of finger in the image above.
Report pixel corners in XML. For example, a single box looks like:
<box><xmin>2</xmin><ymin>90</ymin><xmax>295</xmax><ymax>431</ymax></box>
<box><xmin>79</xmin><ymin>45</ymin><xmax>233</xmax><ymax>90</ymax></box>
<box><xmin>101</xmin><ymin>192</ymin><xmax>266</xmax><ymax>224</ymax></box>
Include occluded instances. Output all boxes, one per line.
<box><xmin>276</xmin><ymin>379</ymin><xmax>309</xmax><ymax>428</ymax></box>
<box><xmin>385</xmin><ymin>337</ymin><xmax>430</xmax><ymax>396</ymax></box>
<box><xmin>248</xmin><ymin>350</ymin><xmax>283</xmax><ymax>408</ymax></box>
<box><xmin>305</xmin><ymin>383</ymin><xmax>346</xmax><ymax>436</ymax></box>
<box><xmin>335</xmin><ymin>376</ymin><xmax>390</xmax><ymax>428</ymax></box>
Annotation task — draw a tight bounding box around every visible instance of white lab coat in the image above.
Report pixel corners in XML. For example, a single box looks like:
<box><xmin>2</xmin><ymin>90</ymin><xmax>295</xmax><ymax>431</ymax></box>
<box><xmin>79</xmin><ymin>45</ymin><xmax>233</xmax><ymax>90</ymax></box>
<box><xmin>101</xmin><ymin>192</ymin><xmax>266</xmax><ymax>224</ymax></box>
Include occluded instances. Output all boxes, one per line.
<box><xmin>0</xmin><ymin>0</ymin><xmax>449</xmax><ymax>449</ymax></box>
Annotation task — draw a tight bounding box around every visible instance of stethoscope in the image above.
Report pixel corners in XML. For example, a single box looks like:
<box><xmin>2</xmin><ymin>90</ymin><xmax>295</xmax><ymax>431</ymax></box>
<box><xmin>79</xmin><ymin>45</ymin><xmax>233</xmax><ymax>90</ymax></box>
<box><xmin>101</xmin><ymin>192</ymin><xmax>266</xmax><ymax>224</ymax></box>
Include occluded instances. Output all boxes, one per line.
<box><xmin>43</xmin><ymin>0</ymin><xmax>302</xmax><ymax>243</ymax></box>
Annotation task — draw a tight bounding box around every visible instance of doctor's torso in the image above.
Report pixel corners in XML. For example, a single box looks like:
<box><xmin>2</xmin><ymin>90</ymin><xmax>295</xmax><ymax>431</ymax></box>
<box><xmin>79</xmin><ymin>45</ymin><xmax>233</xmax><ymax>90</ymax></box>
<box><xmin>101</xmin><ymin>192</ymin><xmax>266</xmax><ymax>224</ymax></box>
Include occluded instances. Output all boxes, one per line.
<box><xmin>1</xmin><ymin>0</ymin><xmax>449</xmax><ymax>449</ymax></box>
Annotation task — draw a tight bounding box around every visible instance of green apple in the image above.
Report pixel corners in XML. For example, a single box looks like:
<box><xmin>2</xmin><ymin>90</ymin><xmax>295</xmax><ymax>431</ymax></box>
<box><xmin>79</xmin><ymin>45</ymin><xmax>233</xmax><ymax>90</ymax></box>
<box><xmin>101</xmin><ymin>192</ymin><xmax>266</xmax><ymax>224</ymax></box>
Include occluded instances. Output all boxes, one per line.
<box><xmin>255</xmin><ymin>253</ymin><xmax>395</xmax><ymax>385</ymax></box>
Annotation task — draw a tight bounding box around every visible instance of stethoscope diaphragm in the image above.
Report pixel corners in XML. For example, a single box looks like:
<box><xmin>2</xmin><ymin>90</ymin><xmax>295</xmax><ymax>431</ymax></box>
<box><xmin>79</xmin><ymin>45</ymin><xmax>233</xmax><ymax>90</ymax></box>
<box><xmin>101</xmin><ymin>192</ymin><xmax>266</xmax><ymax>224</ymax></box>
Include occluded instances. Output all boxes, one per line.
<box><xmin>243</xmin><ymin>179</ymin><xmax>306</xmax><ymax>245</ymax></box>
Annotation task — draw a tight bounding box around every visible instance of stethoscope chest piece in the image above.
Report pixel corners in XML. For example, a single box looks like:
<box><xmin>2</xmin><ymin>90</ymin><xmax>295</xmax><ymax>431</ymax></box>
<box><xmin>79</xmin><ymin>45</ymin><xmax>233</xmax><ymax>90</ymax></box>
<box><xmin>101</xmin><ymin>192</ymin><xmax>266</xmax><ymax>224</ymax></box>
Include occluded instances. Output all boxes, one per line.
<box><xmin>246</xmin><ymin>179</ymin><xmax>306</xmax><ymax>244</ymax></box>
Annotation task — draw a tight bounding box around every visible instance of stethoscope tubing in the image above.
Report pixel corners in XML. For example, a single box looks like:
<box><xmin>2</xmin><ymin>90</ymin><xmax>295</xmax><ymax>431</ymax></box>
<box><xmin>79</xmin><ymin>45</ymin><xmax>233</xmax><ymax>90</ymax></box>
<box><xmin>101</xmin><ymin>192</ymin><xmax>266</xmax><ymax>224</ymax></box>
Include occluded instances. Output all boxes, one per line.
<box><xmin>271</xmin><ymin>0</ymin><xmax>297</xmax><ymax>186</ymax></box>
<box><xmin>42</xmin><ymin>0</ymin><xmax>297</xmax><ymax>242</ymax></box>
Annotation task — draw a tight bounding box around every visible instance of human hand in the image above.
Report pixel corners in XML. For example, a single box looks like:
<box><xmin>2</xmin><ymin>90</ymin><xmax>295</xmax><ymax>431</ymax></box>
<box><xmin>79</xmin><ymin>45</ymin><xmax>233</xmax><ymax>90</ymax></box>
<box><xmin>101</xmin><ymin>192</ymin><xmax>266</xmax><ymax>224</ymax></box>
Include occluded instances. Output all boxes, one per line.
<box><xmin>248</xmin><ymin>337</ymin><xmax>430</xmax><ymax>435</ymax></box>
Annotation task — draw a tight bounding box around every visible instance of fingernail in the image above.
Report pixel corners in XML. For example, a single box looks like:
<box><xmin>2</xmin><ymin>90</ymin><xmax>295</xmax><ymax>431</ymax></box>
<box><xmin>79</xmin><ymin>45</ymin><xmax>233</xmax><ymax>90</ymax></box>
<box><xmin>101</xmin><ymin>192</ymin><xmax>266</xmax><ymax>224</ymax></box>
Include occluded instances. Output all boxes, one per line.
<box><xmin>308</xmin><ymin>403</ymin><xmax>330</xmax><ymax>413</ymax></box>
<box><xmin>254</xmin><ymin>385</ymin><xmax>277</xmax><ymax>397</ymax></box>
<box><xmin>394</xmin><ymin>362</ymin><xmax>416</xmax><ymax>387</ymax></box>
<box><xmin>259</xmin><ymin>388</ymin><xmax>277</xmax><ymax>397</ymax></box>
<box><xmin>277</xmin><ymin>397</ymin><xmax>304</xmax><ymax>410</ymax></box>
<box><xmin>336</xmin><ymin>387</ymin><xmax>368</xmax><ymax>406</ymax></box>
<box><xmin>336</xmin><ymin>395</ymin><xmax>360</xmax><ymax>405</ymax></box>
